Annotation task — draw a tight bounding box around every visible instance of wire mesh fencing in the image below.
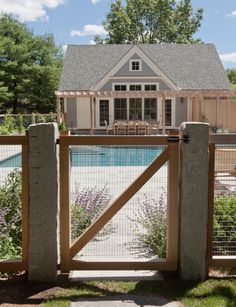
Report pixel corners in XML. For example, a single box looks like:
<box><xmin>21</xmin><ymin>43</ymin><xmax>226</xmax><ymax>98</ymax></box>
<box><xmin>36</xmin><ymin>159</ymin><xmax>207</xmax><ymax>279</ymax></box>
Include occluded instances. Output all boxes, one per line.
<box><xmin>69</xmin><ymin>145</ymin><xmax>168</xmax><ymax>262</ymax></box>
<box><xmin>0</xmin><ymin>144</ymin><xmax>23</xmax><ymax>261</ymax></box>
<box><xmin>213</xmin><ymin>145</ymin><xmax>236</xmax><ymax>256</ymax></box>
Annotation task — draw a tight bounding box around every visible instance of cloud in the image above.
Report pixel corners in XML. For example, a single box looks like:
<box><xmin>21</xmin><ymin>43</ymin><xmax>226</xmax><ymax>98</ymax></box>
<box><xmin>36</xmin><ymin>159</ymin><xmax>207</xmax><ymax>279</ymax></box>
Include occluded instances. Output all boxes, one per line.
<box><xmin>219</xmin><ymin>52</ymin><xmax>236</xmax><ymax>63</ymax></box>
<box><xmin>70</xmin><ymin>24</ymin><xmax>107</xmax><ymax>37</ymax></box>
<box><xmin>91</xmin><ymin>0</ymin><xmax>102</xmax><ymax>4</ymax></box>
<box><xmin>62</xmin><ymin>44</ymin><xmax>68</xmax><ymax>53</ymax></box>
<box><xmin>227</xmin><ymin>10</ymin><xmax>236</xmax><ymax>17</ymax></box>
<box><xmin>0</xmin><ymin>0</ymin><xmax>66</xmax><ymax>22</ymax></box>
<box><xmin>89</xmin><ymin>40</ymin><xmax>96</xmax><ymax>45</ymax></box>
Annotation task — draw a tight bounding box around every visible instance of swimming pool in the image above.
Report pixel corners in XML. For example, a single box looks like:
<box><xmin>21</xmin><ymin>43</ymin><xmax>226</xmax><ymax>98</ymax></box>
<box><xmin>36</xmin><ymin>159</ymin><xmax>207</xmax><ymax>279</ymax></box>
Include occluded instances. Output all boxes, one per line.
<box><xmin>0</xmin><ymin>145</ymin><xmax>164</xmax><ymax>167</ymax></box>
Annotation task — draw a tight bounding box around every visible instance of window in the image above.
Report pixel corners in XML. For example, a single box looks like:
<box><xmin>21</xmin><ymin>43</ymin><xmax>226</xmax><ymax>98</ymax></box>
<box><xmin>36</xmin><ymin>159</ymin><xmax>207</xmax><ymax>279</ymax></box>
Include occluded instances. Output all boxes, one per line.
<box><xmin>165</xmin><ymin>99</ymin><xmax>172</xmax><ymax>126</ymax></box>
<box><xmin>129</xmin><ymin>98</ymin><xmax>142</xmax><ymax>120</ymax></box>
<box><xmin>145</xmin><ymin>84</ymin><xmax>157</xmax><ymax>91</ymax></box>
<box><xmin>144</xmin><ymin>98</ymin><xmax>157</xmax><ymax>120</ymax></box>
<box><xmin>99</xmin><ymin>100</ymin><xmax>109</xmax><ymax>126</ymax></box>
<box><xmin>114</xmin><ymin>98</ymin><xmax>127</xmax><ymax>120</ymax></box>
<box><xmin>129</xmin><ymin>59</ymin><xmax>142</xmax><ymax>71</ymax></box>
<box><xmin>114</xmin><ymin>84</ymin><xmax>127</xmax><ymax>91</ymax></box>
<box><xmin>130</xmin><ymin>84</ymin><xmax>142</xmax><ymax>91</ymax></box>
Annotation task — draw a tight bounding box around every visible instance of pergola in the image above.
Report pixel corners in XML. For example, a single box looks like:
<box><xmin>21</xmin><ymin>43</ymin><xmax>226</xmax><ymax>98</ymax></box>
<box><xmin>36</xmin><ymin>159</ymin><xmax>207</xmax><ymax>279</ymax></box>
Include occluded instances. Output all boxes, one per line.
<box><xmin>55</xmin><ymin>89</ymin><xmax>236</xmax><ymax>135</ymax></box>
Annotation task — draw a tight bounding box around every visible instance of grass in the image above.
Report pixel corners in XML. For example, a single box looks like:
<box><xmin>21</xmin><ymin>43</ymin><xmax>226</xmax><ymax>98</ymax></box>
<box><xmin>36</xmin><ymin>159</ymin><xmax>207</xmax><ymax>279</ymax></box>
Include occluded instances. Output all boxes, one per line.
<box><xmin>41</xmin><ymin>276</ymin><xmax>236</xmax><ymax>307</ymax></box>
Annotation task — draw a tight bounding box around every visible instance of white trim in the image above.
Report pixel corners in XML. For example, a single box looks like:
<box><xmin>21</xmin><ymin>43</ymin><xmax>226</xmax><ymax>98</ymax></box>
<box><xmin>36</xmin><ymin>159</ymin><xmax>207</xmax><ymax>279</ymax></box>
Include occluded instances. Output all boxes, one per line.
<box><xmin>92</xmin><ymin>45</ymin><xmax>178</xmax><ymax>91</ymax></box>
<box><xmin>129</xmin><ymin>59</ymin><xmax>142</xmax><ymax>71</ymax></box>
<box><xmin>110</xmin><ymin>76</ymin><xmax>161</xmax><ymax>80</ymax></box>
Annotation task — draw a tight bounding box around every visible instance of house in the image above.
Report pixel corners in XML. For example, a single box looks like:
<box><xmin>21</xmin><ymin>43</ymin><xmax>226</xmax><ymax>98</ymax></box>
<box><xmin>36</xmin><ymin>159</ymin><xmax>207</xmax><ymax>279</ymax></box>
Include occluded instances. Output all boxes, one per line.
<box><xmin>56</xmin><ymin>44</ymin><xmax>232</xmax><ymax>134</ymax></box>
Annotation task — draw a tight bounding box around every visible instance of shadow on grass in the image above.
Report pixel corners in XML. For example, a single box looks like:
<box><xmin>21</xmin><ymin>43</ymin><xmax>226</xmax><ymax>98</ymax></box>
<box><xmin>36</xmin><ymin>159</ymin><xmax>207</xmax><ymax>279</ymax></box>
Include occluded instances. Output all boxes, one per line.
<box><xmin>0</xmin><ymin>273</ymin><xmax>235</xmax><ymax>306</ymax></box>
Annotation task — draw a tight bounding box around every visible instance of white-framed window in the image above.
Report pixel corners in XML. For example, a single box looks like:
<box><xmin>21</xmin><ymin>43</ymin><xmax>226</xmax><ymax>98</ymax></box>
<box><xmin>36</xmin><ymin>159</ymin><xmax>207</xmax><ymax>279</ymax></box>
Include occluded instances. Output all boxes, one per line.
<box><xmin>145</xmin><ymin>84</ymin><xmax>158</xmax><ymax>91</ymax></box>
<box><xmin>129</xmin><ymin>84</ymin><xmax>142</xmax><ymax>91</ymax></box>
<box><xmin>114</xmin><ymin>84</ymin><xmax>127</xmax><ymax>91</ymax></box>
<box><xmin>129</xmin><ymin>59</ymin><xmax>142</xmax><ymax>71</ymax></box>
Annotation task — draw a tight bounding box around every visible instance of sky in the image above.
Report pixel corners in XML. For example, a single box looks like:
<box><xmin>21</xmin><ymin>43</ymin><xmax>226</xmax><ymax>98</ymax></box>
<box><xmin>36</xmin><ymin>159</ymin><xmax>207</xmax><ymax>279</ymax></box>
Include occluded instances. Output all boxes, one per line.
<box><xmin>0</xmin><ymin>0</ymin><xmax>236</xmax><ymax>69</ymax></box>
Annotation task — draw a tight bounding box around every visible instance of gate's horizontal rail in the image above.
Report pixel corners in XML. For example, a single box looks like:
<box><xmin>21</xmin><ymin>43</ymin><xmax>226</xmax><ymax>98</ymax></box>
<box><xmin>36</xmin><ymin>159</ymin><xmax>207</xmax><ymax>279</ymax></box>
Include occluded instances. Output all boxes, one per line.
<box><xmin>69</xmin><ymin>260</ymin><xmax>177</xmax><ymax>271</ymax></box>
<box><xmin>59</xmin><ymin>135</ymin><xmax>172</xmax><ymax>146</ymax></box>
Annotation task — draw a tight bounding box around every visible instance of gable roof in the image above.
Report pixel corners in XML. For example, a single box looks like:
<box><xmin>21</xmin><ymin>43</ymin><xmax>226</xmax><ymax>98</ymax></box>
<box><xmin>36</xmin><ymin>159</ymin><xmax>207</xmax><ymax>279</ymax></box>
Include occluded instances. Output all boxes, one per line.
<box><xmin>59</xmin><ymin>44</ymin><xmax>230</xmax><ymax>91</ymax></box>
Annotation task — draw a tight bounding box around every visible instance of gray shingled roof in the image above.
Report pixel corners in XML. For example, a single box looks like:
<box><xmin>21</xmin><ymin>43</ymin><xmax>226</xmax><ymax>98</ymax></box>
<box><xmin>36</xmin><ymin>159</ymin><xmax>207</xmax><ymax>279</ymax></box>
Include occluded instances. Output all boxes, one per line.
<box><xmin>59</xmin><ymin>44</ymin><xmax>230</xmax><ymax>91</ymax></box>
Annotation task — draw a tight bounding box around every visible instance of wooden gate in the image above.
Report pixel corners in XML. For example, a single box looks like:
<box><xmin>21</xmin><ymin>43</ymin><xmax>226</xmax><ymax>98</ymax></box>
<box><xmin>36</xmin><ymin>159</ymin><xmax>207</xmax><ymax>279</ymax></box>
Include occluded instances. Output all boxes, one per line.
<box><xmin>59</xmin><ymin>135</ymin><xmax>179</xmax><ymax>272</ymax></box>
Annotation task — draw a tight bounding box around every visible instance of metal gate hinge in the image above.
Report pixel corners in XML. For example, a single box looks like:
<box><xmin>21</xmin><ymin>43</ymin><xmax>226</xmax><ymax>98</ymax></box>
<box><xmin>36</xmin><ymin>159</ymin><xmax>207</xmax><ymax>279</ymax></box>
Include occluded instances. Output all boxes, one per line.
<box><xmin>168</xmin><ymin>134</ymin><xmax>191</xmax><ymax>144</ymax></box>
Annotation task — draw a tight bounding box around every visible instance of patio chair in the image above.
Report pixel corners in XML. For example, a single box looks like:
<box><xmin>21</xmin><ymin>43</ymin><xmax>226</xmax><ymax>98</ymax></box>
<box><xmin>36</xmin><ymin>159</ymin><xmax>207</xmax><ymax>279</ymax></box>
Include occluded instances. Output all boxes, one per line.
<box><xmin>137</xmin><ymin>121</ymin><xmax>148</xmax><ymax>135</ymax></box>
<box><xmin>104</xmin><ymin>120</ymin><xmax>113</xmax><ymax>135</ymax></box>
<box><xmin>148</xmin><ymin>120</ymin><xmax>160</xmax><ymax>135</ymax></box>
<box><xmin>127</xmin><ymin>120</ymin><xmax>136</xmax><ymax>135</ymax></box>
<box><xmin>116</xmin><ymin>121</ymin><xmax>127</xmax><ymax>135</ymax></box>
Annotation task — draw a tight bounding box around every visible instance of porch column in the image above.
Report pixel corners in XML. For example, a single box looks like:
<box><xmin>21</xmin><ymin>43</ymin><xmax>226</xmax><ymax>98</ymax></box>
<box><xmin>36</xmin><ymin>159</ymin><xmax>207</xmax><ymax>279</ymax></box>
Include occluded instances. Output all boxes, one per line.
<box><xmin>161</xmin><ymin>95</ymin><xmax>166</xmax><ymax>135</ymax></box>
<box><xmin>187</xmin><ymin>96</ymin><xmax>192</xmax><ymax>121</ymax></box>
<box><xmin>90</xmin><ymin>96</ymin><xmax>94</xmax><ymax>135</ymax></box>
<box><xmin>179</xmin><ymin>122</ymin><xmax>209</xmax><ymax>280</ymax></box>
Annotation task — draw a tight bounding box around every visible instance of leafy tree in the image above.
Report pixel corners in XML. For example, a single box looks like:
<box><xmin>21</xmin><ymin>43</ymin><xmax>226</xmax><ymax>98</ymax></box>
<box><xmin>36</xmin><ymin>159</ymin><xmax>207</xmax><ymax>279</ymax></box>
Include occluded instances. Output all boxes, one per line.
<box><xmin>226</xmin><ymin>68</ymin><xmax>236</xmax><ymax>90</ymax></box>
<box><xmin>95</xmin><ymin>0</ymin><xmax>203</xmax><ymax>44</ymax></box>
<box><xmin>0</xmin><ymin>14</ymin><xmax>62</xmax><ymax>114</ymax></box>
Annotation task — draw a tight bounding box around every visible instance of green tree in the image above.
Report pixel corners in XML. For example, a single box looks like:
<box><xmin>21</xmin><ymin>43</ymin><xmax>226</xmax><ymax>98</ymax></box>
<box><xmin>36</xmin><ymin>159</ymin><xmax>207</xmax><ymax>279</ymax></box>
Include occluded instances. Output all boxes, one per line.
<box><xmin>0</xmin><ymin>14</ymin><xmax>62</xmax><ymax>114</ymax></box>
<box><xmin>95</xmin><ymin>0</ymin><xmax>203</xmax><ymax>44</ymax></box>
<box><xmin>226</xmin><ymin>68</ymin><xmax>236</xmax><ymax>90</ymax></box>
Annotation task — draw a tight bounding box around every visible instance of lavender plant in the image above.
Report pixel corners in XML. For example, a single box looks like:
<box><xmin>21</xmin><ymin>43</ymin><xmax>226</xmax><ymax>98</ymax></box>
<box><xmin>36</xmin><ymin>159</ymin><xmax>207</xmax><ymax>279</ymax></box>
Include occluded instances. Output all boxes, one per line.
<box><xmin>71</xmin><ymin>184</ymin><xmax>113</xmax><ymax>241</ymax></box>
<box><xmin>0</xmin><ymin>169</ymin><xmax>22</xmax><ymax>260</ymax></box>
<box><xmin>131</xmin><ymin>191</ymin><xmax>167</xmax><ymax>258</ymax></box>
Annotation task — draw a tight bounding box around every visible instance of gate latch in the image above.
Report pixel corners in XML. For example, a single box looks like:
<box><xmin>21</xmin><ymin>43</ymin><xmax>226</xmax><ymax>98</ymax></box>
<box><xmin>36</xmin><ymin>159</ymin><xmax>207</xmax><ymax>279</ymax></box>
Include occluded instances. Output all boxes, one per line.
<box><xmin>168</xmin><ymin>134</ymin><xmax>191</xmax><ymax>144</ymax></box>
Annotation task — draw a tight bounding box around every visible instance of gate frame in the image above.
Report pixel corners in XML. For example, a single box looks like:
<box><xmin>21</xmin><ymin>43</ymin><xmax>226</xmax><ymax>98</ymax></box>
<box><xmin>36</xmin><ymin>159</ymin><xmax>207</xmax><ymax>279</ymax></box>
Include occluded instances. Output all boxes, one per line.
<box><xmin>59</xmin><ymin>135</ymin><xmax>179</xmax><ymax>273</ymax></box>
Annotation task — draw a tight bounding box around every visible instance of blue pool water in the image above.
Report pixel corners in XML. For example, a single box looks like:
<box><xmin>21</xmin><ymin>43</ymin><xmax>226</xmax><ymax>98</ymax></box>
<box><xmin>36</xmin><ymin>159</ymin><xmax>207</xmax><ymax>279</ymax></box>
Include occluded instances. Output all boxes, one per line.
<box><xmin>71</xmin><ymin>146</ymin><xmax>163</xmax><ymax>166</ymax></box>
<box><xmin>0</xmin><ymin>146</ymin><xmax>163</xmax><ymax>167</ymax></box>
<box><xmin>0</xmin><ymin>153</ymin><xmax>22</xmax><ymax>168</ymax></box>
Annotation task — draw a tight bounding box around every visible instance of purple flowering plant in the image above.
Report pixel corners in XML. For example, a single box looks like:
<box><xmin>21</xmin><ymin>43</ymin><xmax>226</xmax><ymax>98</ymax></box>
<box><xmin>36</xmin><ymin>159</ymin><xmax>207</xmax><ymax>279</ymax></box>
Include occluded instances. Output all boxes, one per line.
<box><xmin>131</xmin><ymin>190</ymin><xmax>167</xmax><ymax>258</ymax></box>
<box><xmin>71</xmin><ymin>184</ymin><xmax>113</xmax><ymax>241</ymax></box>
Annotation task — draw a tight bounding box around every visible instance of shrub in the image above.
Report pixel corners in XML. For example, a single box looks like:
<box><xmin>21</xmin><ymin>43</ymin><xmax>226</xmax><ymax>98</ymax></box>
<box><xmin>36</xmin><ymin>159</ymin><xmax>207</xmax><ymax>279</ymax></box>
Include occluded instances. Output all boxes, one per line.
<box><xmin>71</xmin><ymin>185</ymin><xmax>113</xmax><ymax>241</ymax></box>
<box><xmin>131</xmin><ymin>192</ymin><xmax>167</xmax><ymax>258</ymax></box>
<box><xmin>213</xmin><ymin>193</ymin><xmax>236</xmax><ymax>255</ymax></box>
<box><xmin>0</xmin><ymin>169</ymin><xmax>22</xmax><ymax>260</ymax></box>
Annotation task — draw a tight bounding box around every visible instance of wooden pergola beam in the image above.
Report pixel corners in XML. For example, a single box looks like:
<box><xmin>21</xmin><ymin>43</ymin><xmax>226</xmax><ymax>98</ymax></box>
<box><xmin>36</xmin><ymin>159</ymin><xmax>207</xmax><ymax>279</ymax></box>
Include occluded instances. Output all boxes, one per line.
<box><xmin>55</xmin><ymin>90</ymin><xmax>236</xmax><ymax>98</ymax></box>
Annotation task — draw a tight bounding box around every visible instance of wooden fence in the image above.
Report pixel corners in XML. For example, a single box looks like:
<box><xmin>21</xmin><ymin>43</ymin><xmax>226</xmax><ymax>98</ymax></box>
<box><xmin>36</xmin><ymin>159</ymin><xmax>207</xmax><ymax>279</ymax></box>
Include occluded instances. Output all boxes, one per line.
<box><xmin>0</xmin><ymin>135</ymin><xmax>29</xmax><ymax>272</ymax></box>
<box><xmin>192</xmin><ymin>98</ymin><xmax>236</xmax><ymax>132</ymax></box>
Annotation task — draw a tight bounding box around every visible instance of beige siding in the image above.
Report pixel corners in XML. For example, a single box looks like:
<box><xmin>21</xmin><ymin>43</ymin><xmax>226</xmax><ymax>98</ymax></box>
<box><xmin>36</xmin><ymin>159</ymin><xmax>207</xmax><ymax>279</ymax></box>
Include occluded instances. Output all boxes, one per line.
<box><xmin>77</xmin><ymin>98</ymin><xmax>91</xmax><ymax>129</ymax></box>
<box><xmin>192</xmin><ymin>98</ymin><xmax>236</xmax><ymax>132</ymax></box>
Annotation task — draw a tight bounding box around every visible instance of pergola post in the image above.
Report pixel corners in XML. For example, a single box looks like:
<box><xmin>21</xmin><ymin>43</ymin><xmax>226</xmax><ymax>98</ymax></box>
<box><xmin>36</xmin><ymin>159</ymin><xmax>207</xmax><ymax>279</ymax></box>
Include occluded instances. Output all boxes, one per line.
<box><xmin>161</xmin><ymin>95</ymin><xmax>166</xmax><ymax>135</ymax></box>
<box><xmin>90</xmin><ymin>96</ymin><xmax>94</xmax><ymax>135</ymax></box>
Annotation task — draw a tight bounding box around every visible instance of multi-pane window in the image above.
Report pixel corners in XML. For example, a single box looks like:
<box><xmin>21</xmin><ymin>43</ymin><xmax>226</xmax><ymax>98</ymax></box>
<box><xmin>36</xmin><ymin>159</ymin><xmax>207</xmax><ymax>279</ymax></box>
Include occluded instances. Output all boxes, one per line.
<box><xmin>129</xmin><ymin>98</ymin><xmax>142</xmax><ymax>120</ymax></box>
<box><xmin>165</xmin><ymin>99</ymin><xmax>172</xmax><ymax>126</ymax></box>
<box><xmin>114</xmin><ymin>84</ymin><xmax>127</xmax><ymax>91</ymax></box>
<box><xmin>99</xmin><ymin>100</ymin><xmax>109</xmax><ymax>126</ymax></box>
<box><xmin>130</xmin><ymin>84</ymin><xmax>142</xmax><ymax>91</ymax></box>
<box><xmin>129</xmin><ymin>59</ymin><xmax>142</xmax><ymax>71</ymax></box>
<box><xmin>144</xmin><ymin>98</ymin><xmax>157</xmax><ymax>120</ymax></box>
<box><xmin>114</xmin><ymin>98</ymin><xmax>127</xmax><ymax>120</ymax></box>
<box><xmin>145</xmin><ymin>84</ymin><xmax>157</xmax><ymax>91</ymax></box>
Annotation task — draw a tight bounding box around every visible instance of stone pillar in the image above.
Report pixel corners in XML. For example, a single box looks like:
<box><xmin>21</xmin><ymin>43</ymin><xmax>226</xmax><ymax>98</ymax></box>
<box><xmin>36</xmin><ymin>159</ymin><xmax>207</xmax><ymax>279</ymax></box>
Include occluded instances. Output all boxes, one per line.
<box><xmin>179</xmin><ymin>122</ymin><xmax>209</xmax><ymax>280</ymax></box>
<box><xmin>28</xmin><ymin>123</ymin><xmax>59</xmax><ymax>281</ymax></box>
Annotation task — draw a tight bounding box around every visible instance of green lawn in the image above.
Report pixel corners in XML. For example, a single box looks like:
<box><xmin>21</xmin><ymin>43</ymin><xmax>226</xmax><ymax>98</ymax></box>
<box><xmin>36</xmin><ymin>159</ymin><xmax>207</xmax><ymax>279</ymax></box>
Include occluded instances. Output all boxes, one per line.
<box><xmin>41</xmin><ymin>277</ymin><xmax>236</xmax><ymax>307</ymax></box>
